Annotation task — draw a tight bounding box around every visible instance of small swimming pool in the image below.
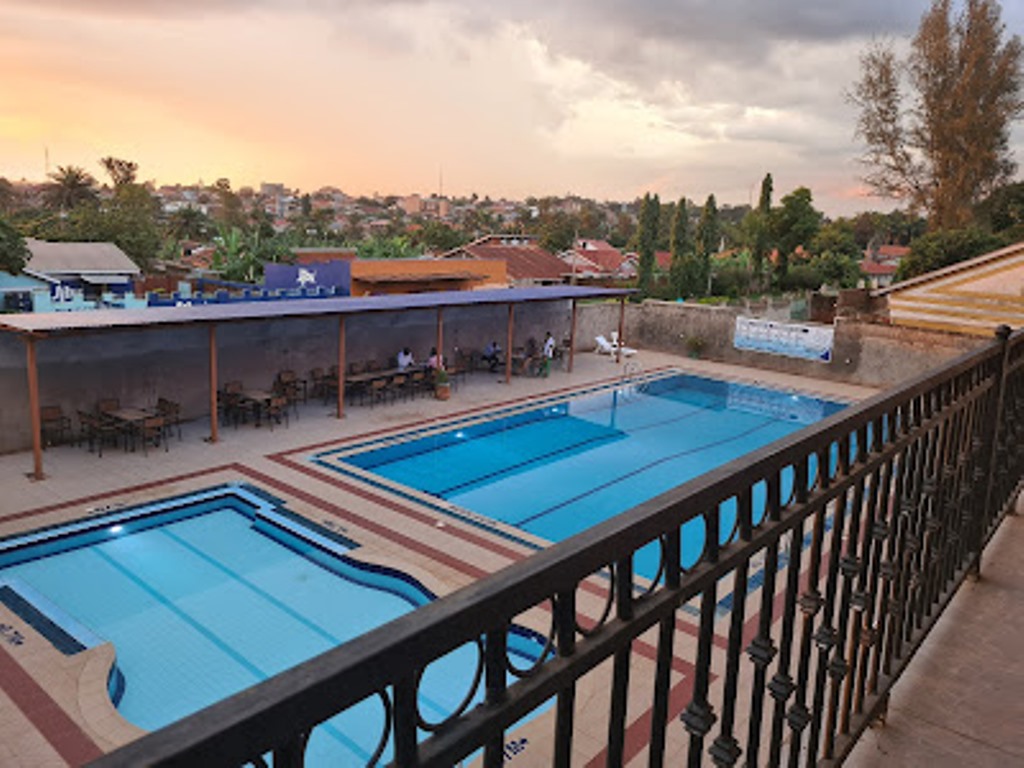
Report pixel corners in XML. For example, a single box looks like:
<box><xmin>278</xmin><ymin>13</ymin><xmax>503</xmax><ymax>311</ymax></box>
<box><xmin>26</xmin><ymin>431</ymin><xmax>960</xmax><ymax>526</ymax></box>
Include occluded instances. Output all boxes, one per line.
<box><xmin>0</xmin><ymin>485</ymin><xmax>544</xmax><ymax>765</ymax></box>
<box><xmin>318</xmin><ymin>373</ymin><xmax>846</xmax><ymax>577</ymax></box>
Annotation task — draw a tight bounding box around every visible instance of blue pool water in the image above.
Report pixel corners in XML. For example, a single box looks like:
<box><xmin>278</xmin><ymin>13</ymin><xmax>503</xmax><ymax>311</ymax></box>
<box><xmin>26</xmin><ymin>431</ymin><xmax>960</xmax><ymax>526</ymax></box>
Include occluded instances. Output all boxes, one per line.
<box><xmin>323</xmin><ymin>373</ymin><xmax>845</xmax><ymax>575</ymax></box>
<box><xmin>0</xmin><ymin>486</ymin><xmax>543</xmax><ymax>765</ymax></box>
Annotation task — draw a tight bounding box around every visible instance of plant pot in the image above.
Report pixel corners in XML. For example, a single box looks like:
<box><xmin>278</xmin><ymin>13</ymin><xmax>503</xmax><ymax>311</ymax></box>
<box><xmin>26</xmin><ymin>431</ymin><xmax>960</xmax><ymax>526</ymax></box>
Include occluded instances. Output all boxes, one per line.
<box><xmin>435</xmin><ymin>383</ymin><xmax>451</xmax><ymax>401</ymax></box>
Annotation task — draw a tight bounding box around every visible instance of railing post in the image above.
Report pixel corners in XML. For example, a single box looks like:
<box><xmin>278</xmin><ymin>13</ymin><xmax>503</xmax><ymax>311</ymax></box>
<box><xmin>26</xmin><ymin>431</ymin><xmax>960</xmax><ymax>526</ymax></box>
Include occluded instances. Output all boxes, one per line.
<box><xmin>971</xmin><ymin>324</ymin><xmax>1012</xmax><ymax>579</ymax></box>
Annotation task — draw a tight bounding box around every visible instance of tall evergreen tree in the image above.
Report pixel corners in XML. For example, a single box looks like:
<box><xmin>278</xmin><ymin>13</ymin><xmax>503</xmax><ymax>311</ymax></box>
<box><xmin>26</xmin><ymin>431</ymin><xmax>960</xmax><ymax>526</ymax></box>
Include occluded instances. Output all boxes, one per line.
<box><xmin>668</xmin><ymin>196</ymin><xmax>691</xmax><ymax>298</ymax></box>
<box><xmin>695</xmin><ymin>194</ymin><xmax>719</xmax><ymax>295</ymax></box>
<box><xmin>636</xmin><ymin>193</ymin><xmax>660</xmax><ymax>298</ymax></box>
<box><xmin>752</xmin><ymin>173</ymin><xmax>773</xmax><ymax>279</ymax></box>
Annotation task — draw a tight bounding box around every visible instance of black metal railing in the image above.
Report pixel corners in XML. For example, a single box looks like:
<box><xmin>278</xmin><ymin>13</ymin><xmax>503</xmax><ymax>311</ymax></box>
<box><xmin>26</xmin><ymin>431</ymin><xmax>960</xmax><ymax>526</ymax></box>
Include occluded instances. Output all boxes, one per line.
<box><xmin>90</xmin><ymin>327</ymin><xmax>1024</xmax><ymax>767</ymax></box>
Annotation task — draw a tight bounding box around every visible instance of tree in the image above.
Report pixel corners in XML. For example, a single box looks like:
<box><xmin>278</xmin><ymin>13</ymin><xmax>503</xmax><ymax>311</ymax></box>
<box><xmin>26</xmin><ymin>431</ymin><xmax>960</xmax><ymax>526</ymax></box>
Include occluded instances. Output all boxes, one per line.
<box><xmin>695</xmin><ymin>194</ymin><xmax>719</xmax><ymax>294</ymax></box>
<box><xmin>0</xmin><ymin>217</ymin><xmax>29</xmax><ymax>274</ymax></box>
<box><xmin>635</xmin><ymin>193</ymin><xmax>660</xmax><ymax>298</ymax></box>
<box><xmin>167</xmin><ymin>206</ymin><xmax>212</xmax><ymax>243</ymax></box>
<box><xmin>0</xmin><ymin>177</ymin><xmax>15</xmax><ymax>215</ymax></box>
<box><xmin>849</xmin><ymin>0</ymin><xmax>1023</xmax><ymax>229</ymax></box>
<box><xmin>537</xmin><ymin>210</ymin><xmax>576</xmax><ymax>254</ymax></box>
<box><xmin>896</xmin><ymin>227</ymin><xmax>1004</xmax><ymax>280</ymax></box>
<box><xmin>44</xmin><ymin>165</ymin><xmax>98</xmax><ymax>211</ymax></box>
<box><xmin>212</xmin><ymin>224</ymin><xmax>261</xmax><ymax>283</ymax></box>
<box><xmin>751</xmin><ymin>173</ymin><xmax>773</xmax><ymax>279</ymax></box>
<box><xmin>356</xmin><ymin>235</ymin><xmax>420</xmax><ymax>260</ymax></box>
<box><xmin>811</xmin><ymin>220</ymin><xmax>863</xmax><ymax>288</ymax></box>
<box><xmin>100</xmin><ymin>156</ymin><xmax>138</xmax><ymax>187</ymax></box>
<box><xmin>771</xmin><ymin>187</ymin><xmax>822</xmax><ymax>282</ymax></box>
<box><xmin>975</xmin><ymin>181</ymin><xmax>1024</xmax><ymax>239</ymax></box>
<box><xmin>668</xmin><ymin>197</ymin><xmax>694</xmax><ymax>298</ymax></box>
<box><xmin>414</xmin><ymin>220</ymin><xmax>466</xmax><ymax>253</ymax></box>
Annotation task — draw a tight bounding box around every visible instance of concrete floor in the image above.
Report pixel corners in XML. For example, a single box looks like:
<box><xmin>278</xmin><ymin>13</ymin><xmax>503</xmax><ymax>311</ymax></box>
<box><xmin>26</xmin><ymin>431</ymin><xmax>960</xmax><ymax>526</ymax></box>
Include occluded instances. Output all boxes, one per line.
<box><xmin>845</xmin><ymin>505</ymin><xmax>1024</xmax><ymax>768</ymax></box>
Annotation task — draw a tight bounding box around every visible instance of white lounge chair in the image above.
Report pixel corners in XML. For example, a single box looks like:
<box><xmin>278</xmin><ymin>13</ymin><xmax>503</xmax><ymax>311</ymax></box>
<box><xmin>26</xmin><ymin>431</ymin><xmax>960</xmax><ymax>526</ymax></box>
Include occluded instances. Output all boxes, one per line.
<box><xmin>595</xmin><ymin>335</ymin><xmax>637</xmax><ymax>357</ymax></box>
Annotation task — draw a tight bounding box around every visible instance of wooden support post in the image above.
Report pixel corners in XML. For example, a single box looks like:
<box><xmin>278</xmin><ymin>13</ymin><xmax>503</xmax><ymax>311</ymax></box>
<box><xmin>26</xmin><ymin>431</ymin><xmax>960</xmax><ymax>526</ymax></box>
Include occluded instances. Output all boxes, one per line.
<box><xmin>505</xmin><ymin>303</ymin><xmax>514</xmax><ymax>385</ymax></box>
<box><xmin>208</xmin><ymin>324</ymin><xmax>219</xmax><ymax>443</ymax></box>
<box><xmin>616</xmin><ymin>296</ymin><xmax>626</xmax><ymax>364</ymax></box>
<box><xmin>25</xmin><ymin>337</ymin><xmax>43</xmax><ymax>480</ymax></box>
<box><xmin>337</xmin><ymin>315</ymin><xmax>346</xmax><ymax>418</ymax></box>
<box><xmin>568</xmin><ymin>299</ymin><xmax>577</xmax><ymax>373</ymax></box>
<box><xmin>437</xmin><ymin>307</ymin><xmax>445</xmax><ymax>368</ymax></box>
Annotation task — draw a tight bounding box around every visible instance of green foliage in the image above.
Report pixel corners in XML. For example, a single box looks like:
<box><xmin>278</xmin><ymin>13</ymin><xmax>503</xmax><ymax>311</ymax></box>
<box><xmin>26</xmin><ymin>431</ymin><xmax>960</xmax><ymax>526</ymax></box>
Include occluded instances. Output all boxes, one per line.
<box><xmin>212</xmin><ymin>225</ymin><xmax>261</xmax><ymax>283</ymax></box>
<box><xmin>636</xmin><ymin>193</ymin><xmax>660</xmax><ymax>298</ymax></box>
<box><xmin>896</xmin><ymin>227</ymin><xmax>1005</xmax><ymax>281</ymax></box>
<box><xmin>749</xmin><ymin>173</ymin><xmax>773</xmax><ymax>278</ymax></box>
<box><xmin>771</xmin><ymin>187</ymin><xmax>822</xmax><ymax>282</ymax></box>
<box><xmin>710</xmin><ymin>259</ymin><xmax>753</xmax><ymax>298</ymax></box>
<box><xmin>0</xmin><ymin>217</ymin><xmax>29</xmax><ymax>274</ymax></box>
<box><xmin>780</xmin><ymin>263</ymin><xmax>825</xmax><ymax>292</ymax></box>
<box><xmin>44</xmin><ymin>165</ymin><xmax>98</xmax><ymax>211</ymax></box>
<box><xmin>693</xmin><ymin>194</ymin><xmax>719</xmax><ymax>295</ymax></box>
<box><xmin>975</xmin><ymin>181</ymin><xmax>1024</xmax><ymax>239</ymax></box>
<box><xmin>413</xmin><ymin>220</ymin><xmax>466</xmax><ymax>253</ymax></box>
<box><xmin>356</xmin><ymin>235</ymin><xmax>421</xmax><ymax>260</ymax></box>
<box><xmin>537</xmin><ymin>210</ymin><xmax>576</xmax><ymax>253</ymax></box>
<box><xmin>668</xmin><ymin>196</ymin><xmax>693</xmax><ymax>298</ymax></box>
<box><xmin>810</xmin><ymin>251</ymin><xmax>861</xmax><ymax>289</ymax></box>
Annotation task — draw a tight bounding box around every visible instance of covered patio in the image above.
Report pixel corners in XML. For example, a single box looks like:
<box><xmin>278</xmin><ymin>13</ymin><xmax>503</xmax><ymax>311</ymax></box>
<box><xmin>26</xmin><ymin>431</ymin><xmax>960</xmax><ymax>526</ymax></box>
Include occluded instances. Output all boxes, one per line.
<box><xmin>0</xmin><ymin>286</ymin><xmax>632</xmax><ymax>480</ymax></box>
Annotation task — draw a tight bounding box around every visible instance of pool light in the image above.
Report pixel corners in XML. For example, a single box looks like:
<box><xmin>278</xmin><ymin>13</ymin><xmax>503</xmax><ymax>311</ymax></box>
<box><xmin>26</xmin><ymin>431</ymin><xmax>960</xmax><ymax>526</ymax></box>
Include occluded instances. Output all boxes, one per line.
<box><xmin>109</xmin><ymin>525</ymin><xmax>124</xmax><ymax>534</ymax></box>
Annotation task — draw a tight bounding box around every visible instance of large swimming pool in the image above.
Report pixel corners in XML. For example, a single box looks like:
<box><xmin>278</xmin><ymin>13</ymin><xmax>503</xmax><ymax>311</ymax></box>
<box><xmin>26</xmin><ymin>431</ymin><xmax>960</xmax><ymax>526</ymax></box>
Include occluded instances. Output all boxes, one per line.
<box><xmin>318</xmin><ymin>373</ymin><xmax>845</xmax><ymax>577</ymax></box>
<box><xmin>0</xmin><ymin>486</ymin><xmax>543</xmax><ymax>765</ymax></box>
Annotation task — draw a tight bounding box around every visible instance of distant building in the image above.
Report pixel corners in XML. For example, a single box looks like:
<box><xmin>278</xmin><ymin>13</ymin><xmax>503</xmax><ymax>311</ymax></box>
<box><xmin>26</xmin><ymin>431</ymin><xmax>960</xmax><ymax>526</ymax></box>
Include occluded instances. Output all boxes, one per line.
<box><xmin>2</xmin><ymin>239</ymin><xmax>145</xmax><ymax>311</ymax></box>
<box><xmin>558</xmin><ymin>239</ymin><xmax>631</xmax><ymax>281</ymax></box>
<box><xmin>439</xmin><ymin>234</ymin><xmax>567</xmax><ymax>286</ymax></box>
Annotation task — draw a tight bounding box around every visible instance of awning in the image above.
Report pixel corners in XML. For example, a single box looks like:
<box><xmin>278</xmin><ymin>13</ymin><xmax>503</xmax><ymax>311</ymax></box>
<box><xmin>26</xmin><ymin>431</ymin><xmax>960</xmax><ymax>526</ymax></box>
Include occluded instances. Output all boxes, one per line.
<box><xmin>80</xmin><ymin>274</ymin><xmax>132</xmax><ymax>285</ymax></box>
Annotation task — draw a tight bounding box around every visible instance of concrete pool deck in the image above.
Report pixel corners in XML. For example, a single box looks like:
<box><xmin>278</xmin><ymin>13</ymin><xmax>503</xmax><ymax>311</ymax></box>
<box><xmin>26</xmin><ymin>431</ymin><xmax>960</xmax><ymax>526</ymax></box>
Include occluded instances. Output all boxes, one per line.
<box><xmin>0</xmin><ymin>349</ymin><xmax>881</xmax><ymax>766</ymax></box>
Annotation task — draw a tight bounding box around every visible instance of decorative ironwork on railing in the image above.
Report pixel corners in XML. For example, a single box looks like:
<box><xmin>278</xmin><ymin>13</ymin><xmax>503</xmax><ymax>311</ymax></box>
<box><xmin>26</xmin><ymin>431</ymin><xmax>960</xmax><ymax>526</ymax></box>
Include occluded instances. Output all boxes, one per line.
<box><xmin>90</xmin><ymin>327</ymin><xmax>1024</xmax><ymax>767</ymax></box>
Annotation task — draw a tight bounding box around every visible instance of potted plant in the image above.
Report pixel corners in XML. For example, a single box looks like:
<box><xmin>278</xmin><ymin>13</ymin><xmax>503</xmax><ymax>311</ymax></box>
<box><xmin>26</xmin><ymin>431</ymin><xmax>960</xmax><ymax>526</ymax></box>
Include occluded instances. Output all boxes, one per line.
<box><xmin>434</xmin><ymin>368</ymin><xmax>451</xmax><ymax>400</ymax></box>
<box><xmin>684</xmin><ymin>334</ymin><xmax>707</xmax><ymax>359</ymax></box>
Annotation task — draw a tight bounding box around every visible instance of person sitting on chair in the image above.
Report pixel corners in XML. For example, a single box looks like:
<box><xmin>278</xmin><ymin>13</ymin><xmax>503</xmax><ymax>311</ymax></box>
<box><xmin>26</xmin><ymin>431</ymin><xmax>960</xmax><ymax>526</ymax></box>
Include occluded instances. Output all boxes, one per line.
<box><xmin>426</xmin><ymin>347</ymin><xmax>442</xmax><ymax>370</ymax></box>
<box><xmin>397</xmin><ymin>347</ymin><xmax>415</xmax><ymax>371</ymax></box>
<box><xmin>482</xmin><ymin>340</ymin><xmax>501</xmax><ymax>372</ymax></box>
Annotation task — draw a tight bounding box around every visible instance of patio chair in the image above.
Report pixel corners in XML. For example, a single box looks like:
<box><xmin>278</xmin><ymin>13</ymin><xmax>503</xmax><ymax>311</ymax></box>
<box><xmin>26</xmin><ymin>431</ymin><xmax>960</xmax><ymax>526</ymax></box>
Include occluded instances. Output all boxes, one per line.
<box><xmin>219</xmin><ymin>381</ymin><xmax>243</xmax><ymax>427</ymax></box>
<box><xmin>595</xmin><ymin>335</ymin><xmax>637</xmax><ymax>357</ymax></box>
<box><xmin>40</xmin><ymin>405</ymin><xmax>72</xmax><ymax>447</ymax></box>
<box><xmin>309</xmin><ymin>368</ymin><xmax>328</xmax><ymax>403</ymax></box>
<box><xmin>367</xmin><ymin>378</ymin><xmax>389</xmax><ymax>407</ymax></box>
<box><xmin>406</xmin><ymin>369</ymin><xmax>428</xmax><ymax>399</ymax></box>
<box><xmin>156</xmin><ymin>397</ymin><xmax>183</xmax><ymax>441</ymax></box>
<box><xmin>77</xmin><ymin>410</ymin><xmax>120</xmax><ymax>457</ymax></box>
<box><xmin>138</xmin><ymin>415</ymin><xmax>168</xmax><ymax>455</ymax></box>
<box><xmin>264</xmin><ymin>396</ymin><xmax>290</xmax><ymax>430</ymax></box>
<box><xmin>389</xmin><ymin>373</ymin><xmax>408</xmax><ymax>402</ymax></box>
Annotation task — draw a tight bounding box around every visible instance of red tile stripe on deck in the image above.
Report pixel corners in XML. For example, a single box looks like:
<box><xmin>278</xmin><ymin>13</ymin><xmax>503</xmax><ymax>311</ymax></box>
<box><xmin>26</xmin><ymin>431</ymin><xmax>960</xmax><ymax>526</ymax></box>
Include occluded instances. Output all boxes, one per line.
<box><xmin>1</xmin><ymin>464</ymin><xmax>237</xmax><ymax>526</ymax></box>
<box><xmin>0</xmin><ymin>643</ymin><xmax>104</xmax><ymax>765</ymax></box>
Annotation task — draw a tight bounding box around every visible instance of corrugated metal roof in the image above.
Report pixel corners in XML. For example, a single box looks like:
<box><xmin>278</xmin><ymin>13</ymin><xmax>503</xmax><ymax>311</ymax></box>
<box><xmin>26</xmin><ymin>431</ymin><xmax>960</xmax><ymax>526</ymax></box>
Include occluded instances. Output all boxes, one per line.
<box><xmin>25</xmin><ymin>239</ymin><xmax>141</xmax><ymax>275</ymax></box>
<box><xmin>0</xmin><ymin>285</ymin><xmax>631</xmax><ymax>336</ymax></box>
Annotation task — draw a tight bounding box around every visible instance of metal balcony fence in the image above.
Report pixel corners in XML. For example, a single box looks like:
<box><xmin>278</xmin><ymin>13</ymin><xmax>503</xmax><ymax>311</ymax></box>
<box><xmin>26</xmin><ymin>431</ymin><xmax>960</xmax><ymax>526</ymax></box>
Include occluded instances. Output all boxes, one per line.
<box><xmin>90</xmin><ymin>327</ymin><xmax>1024</xmax><ymax>767</ymax></box>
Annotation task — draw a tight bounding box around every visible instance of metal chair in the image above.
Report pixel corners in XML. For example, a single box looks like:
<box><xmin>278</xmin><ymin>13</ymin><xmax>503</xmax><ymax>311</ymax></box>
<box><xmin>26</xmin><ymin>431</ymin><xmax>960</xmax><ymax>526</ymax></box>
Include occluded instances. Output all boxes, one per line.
<box><xmin>40</xmin><ymin>405</ymin><xmax>71</xmax><ymax>447</ymax></box>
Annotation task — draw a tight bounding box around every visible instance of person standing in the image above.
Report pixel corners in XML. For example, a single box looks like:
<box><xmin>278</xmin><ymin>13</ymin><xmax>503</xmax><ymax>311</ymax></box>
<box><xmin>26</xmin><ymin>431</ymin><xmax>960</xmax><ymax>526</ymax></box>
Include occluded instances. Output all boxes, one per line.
<box><xmin>541</xmin><ymin>331</ymin><xmax>555</xmax><ymax>377</ymax></box>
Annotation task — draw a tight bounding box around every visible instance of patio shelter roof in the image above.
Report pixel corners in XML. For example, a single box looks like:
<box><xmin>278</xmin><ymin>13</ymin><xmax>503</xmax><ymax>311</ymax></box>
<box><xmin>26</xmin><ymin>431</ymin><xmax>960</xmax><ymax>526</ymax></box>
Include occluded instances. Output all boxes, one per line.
<box><xmin>0</xmin><ymin>285</ymin><xmax>631</xmax><ymax>338</ymax></box>
<box><xmin>7</xmin><ymin>284</ymin><xmax>632</xmax><ymax>480</ymax></box>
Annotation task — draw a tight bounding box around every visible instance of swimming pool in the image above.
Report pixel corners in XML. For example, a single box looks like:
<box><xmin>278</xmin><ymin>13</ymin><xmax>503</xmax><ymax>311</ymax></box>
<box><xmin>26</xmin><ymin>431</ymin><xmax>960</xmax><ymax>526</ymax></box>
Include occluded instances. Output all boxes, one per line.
<box><xmin>0</xmin><ymin>485</ymin><xmax>544</xmax><ymax>765</ymax></box>
<box><xmin>318</xmin><ymin>373</ymin><xmax>846</xmax><ymax>577</ymax></box>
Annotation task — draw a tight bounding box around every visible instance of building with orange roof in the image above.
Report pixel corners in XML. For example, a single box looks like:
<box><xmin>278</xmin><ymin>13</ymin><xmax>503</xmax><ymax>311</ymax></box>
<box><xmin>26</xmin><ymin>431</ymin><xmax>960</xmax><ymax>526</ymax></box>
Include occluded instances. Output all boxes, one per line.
<box><xmin>439</xmin><ymin>234</ymin><xmax>567</xmax><ymax>286</ymax></box>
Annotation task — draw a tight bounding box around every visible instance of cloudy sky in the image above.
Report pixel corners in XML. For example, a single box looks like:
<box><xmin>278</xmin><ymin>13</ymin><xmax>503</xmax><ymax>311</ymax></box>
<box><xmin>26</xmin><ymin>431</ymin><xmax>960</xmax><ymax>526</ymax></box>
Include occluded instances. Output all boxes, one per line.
<box><xmin>2</xmin><ymin>1</ymin><xmax>1022</xmax><ymax>217</ymax></box>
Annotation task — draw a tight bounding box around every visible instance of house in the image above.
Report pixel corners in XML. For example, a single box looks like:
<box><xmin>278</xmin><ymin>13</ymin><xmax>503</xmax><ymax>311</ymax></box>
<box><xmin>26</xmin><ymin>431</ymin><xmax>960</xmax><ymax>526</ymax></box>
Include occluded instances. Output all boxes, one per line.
<box><xmin>439</xmin><ymin>234</ymin><xmax>567</xmax><ymax>286</ymax></box>
<box><xmin>19</xmin><ymin>239</ymin><xmax>144</xmax><ymax>311</ymax></box>
<box><xmin>559</xmin><ymin>239</ymin><xmax>632</xmax><ymax>281</ymax></box>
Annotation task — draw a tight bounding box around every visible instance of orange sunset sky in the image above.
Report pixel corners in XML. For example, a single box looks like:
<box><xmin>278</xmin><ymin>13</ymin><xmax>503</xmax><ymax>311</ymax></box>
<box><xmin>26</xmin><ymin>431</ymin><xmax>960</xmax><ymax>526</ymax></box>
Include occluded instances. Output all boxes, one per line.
<box><xmin>2</xmin><ymin>1</ymin><xmax>1022</xmax><ymax>217</ymax></box>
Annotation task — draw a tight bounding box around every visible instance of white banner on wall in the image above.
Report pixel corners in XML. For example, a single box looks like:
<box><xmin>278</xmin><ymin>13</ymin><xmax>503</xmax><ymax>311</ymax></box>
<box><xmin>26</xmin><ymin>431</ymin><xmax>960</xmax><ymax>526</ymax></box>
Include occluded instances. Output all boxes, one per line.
<box><xmin>733</xmin><ymin>316</ymin><xmax>834</xmax><ymax>363</ymax></box>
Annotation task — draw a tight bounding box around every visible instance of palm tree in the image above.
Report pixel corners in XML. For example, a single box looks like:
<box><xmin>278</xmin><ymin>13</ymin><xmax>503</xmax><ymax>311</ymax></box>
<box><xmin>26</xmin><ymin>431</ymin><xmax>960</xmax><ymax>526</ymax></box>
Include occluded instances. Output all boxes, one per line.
<box><xmin>167</xmin><ymin>206</ymin><xmax>211</xmax><ymax>243</ymax></box>
<box><xmin>44</xmin><ymin>165</ymin><xmax>98</xmax><ymax>211</ymax></box>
